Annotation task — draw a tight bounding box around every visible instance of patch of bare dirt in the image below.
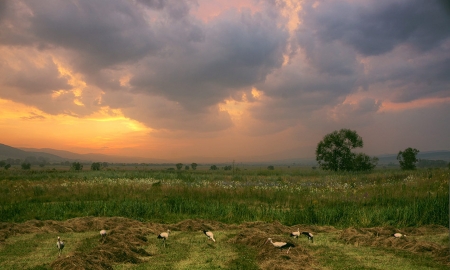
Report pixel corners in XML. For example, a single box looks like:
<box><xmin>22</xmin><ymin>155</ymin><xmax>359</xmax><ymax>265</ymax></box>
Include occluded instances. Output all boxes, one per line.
<box><xmin>339</xmin><ymin>226</ymin><xmax>449</xmax><ymax>265</ymax></box>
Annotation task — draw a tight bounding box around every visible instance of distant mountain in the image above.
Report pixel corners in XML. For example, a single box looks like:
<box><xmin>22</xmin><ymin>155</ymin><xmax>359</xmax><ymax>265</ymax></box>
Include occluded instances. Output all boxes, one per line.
<box><xmin>19</xmin><ymin>147</ymin><xmax>168</xmax><ymax>164</ymax></box>
<box><xmin>0</xmin><ymin>143</ymin><xmax>167</xmax><ymax>163</ymax></box>
<box><xmin>1</xmin><ymin>142</ymin><xmax>449</xmax><ymax>165</ymax></box>
<box><xmin>0</xmin><ymin>143</ymin><xmax>65</xmax><ymax>162</ymax></box>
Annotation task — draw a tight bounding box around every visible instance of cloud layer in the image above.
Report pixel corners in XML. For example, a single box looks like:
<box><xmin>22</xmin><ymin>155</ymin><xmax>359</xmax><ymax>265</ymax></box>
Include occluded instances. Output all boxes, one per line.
<box><xmin>0</xmin><ymin>0</ymin><xmax>449</xmax><ymax>160</ymax></box>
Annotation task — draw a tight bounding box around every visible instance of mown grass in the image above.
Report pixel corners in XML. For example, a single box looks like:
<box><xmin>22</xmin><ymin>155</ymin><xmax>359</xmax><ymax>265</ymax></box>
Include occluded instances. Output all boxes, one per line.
<box><xmin>0</xmin><ymin>232</ymin><xmax>94</xmax><ymax>270</ymax></box>
<box><xmin>310</xmin><ymin>232</ymin><xmax>449</xmax><ymax>270</ymax></box>
<box><xmin>0</xmin><ymin>229</ymin><xmax>447</xmax><ymax>270</ymax></box>
<box><xmin>0</xmin><ymin>167</ymin><xmax>448</xmax><ymax>228</ymax></box>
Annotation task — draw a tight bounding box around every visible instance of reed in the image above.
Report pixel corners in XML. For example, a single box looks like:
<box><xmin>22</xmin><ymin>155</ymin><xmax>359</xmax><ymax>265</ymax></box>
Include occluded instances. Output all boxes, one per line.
<box><xmin>0</xmin><ymin>167</ymin><xmax>448</xmax><ymax>227</ymax></box>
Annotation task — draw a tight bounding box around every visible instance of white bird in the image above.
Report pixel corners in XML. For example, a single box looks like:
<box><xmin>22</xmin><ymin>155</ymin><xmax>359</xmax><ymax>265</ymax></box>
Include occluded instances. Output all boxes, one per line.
<box><xmin>301</xmin><ymin>231</ymin><xmax>314</xmax><ymax>243</ymax></box>
<box><xmin>100</xmin><ymin>230</ymin><xmax>107</xmax><ymax>239</ymax></box>
<box><xmin>56</xmin><ymin>236</ymin><xmax>65</xmax><ymax>257</ymax></box>
<box><xmin>393</xmin><ymin>233</ymin><xmax>406</xmax><ymax>238</ymax></box>
<box><xmin>290</xmin><ymin>228</ymin><xmax>300</xmax><ymax>238</ymax></box>
<box><xmin>157</xmin><ymin>229</ymin><xmax>170</xmax><ymax>247</ymax></box>
<box><xmin>202</xmin><ymin>230</ymin><xmax>216</xmax><ymax>242</ymax></box>
<box><xmin>264</xmin><ymin>238</ymin><xmax>295</xmax><ymax>254</ymax></box>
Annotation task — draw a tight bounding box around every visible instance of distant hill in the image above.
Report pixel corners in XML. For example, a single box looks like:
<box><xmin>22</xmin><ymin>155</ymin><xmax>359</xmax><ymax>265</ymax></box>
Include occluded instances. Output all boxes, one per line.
<box><xmin>0</xmin><ymin>143</ymin><xmax>65</xmax><ymax>162</ymax></box>
<box><xmin>0</xmin><ymin>143</ymin><xmax>167</xmax><ymax>164</ymax></box>
<box><xmin>19</xmin><ymin>147</ymin><xmax>168</xmax><ymax>164</ymax></box>
<box><xmin>1</xmin><ymin>143</ymin><xmax>449</xmax><ymax>165</ymax></box>
<box><xmin>377</xmin><ymin>150</ymin><xmax>450</xmax><ymax>165</ymax></box>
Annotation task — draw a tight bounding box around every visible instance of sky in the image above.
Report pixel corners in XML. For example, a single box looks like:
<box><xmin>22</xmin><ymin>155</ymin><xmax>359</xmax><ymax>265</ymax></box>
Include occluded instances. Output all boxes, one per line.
<box><xmin>0</xmin><ymin>0</ymin><xmax>449</xmax><ymax>163</ymax></box>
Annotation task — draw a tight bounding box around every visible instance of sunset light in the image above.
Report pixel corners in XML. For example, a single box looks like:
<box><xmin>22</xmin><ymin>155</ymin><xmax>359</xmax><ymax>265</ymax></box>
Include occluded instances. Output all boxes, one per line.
<box><xmin>0</xmin><ymin>0</ymin><xmax>448</xmax><ymax>162</ymax></box>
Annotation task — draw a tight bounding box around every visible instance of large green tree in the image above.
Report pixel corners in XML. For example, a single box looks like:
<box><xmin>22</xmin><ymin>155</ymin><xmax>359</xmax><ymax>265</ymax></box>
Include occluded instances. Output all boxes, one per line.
<box><xmin>397</xmin><ymin>147</ymin><xmax>419</xmax><ymax>170</ymax></box>
<box><xmin>316</xmin><ymin>129</ymin><xmax>377</xmax><ymax>171</ymax></box>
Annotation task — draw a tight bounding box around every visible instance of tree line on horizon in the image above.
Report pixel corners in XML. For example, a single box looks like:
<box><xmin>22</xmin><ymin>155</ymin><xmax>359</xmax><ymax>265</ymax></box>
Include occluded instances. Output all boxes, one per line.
<box><xmin>315</xmin><ymin>128</ymin><xmax>435</xmax><ymax>171</ymax></box>
<box><xmin>1</xmin><ymin>129</ymin><xmax>449</xmax><ymax>171</ymax></box>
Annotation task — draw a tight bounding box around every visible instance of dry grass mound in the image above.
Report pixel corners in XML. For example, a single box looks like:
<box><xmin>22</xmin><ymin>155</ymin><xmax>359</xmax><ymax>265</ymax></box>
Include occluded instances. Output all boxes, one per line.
<box><xmin>170</xmin><ymin>218</ymin><xmax>235</xmax><ymax>232</ymax></box>
<box><xmin>339</xmin><ymin>226</ymin><xmax>449</xmax><ymax>265</ymax></box>
<box><xmin>50</xmin><ymin>219</ymin><xmax>152</xmax><ymax>270</ymax></box>
<box><xmin>1</xmin><ymin>217</ymin><xmax>447</xmax><ymax>269</ymax></box>
<box><xmin>229</xmin><ymin>223</ymin><xmax>319</xmax><ymax>270</ymax></box>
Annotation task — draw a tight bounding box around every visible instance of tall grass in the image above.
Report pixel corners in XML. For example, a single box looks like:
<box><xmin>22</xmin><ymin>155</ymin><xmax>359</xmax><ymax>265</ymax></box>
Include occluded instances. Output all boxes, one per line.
<box><xmin>0</xmin><ymin>167</ymin><xmax>448</xmax><ymax>227</ymax></box>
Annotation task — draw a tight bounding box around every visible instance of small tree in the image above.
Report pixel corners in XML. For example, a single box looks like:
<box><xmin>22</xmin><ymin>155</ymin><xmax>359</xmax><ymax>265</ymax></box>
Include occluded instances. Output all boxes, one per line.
<box><xmin>71</xmin><ymin>162</ymin><xmax>83</xmax><ymax>171</ymax></box>
<box><xmin>210</xmin><ymin>165</ymin><xmax>218</xmax><ymax>170</ymax></box>
<box><xmin>397</xmin><ymin>148</ymin><xmax>419</xmax><ymax>170</ymax></box>
<box><xmin>185</xmin><ymin>165</ymin><xmax>189</xmax><ymax>170</ymax></box>
<box><xmin>91</xmin><ymin>162</ymin><xmax>101</xmax><ymax>171</ymax></box>
<box><xmin>267</xmin><ymin>165</ymin><xmax>275</xmax><ymax>170</ymax></box>
<box><xmin>191</xmin><ymin>163</ymin><xmax>198</xmax><ymax>170</ymax></box>
<box><xmin>21</xmin><ymin>162</ymin><xmax>31</xmax><ymax>170</ymax></box>
<box><xmin>4</xmin><ymin>164</ymin><xmax>11</xmax><ymax>170</ymax></box>
<box><xmin>176</xmin><ymin>163</ymin><xmax>183</xmax><ymax>170</ymax></box>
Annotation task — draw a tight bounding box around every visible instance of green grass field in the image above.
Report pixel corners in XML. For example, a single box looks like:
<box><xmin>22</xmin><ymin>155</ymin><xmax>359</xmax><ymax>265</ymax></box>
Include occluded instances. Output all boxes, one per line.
<box><xmin>0</xmin><ymin>166</ymin><xmax>448</xmax><ymax>269</ymax></box>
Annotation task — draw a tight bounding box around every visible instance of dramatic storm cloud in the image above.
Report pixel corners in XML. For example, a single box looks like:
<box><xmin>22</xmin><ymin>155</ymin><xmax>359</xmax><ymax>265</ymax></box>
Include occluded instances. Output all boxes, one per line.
<box><xmin>0</xmin><ymin>0</ymin><xmax>449</xmax><ymax>161</ymax></box>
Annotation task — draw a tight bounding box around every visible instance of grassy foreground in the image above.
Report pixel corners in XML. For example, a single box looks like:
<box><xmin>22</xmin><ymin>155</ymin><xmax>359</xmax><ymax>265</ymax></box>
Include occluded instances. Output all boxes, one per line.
<box><xmin>0</xmin><ymin>167</ymin><xmax>448</xmax><ymax>269</ymax></box>
<box><xmin>0</xmin><ymin>217</ymin><xmax>448</xmax><ymax>270</ymax></box>
<box><xmin>0</xmin><ymin>167</ymin><xmax>448</xmax><ymax>227</ymax></box>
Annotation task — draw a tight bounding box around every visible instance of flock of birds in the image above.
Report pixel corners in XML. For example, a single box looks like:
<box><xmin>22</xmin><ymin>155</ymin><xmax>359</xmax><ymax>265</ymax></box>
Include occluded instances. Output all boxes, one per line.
<box><xmin>262</xmin><ymin>228</ymin><xmax>314</xmax><ymax>254</ymax></box>
<box><xmin>156</xmin><ymin>229</ymin><xmax>216</xmax><ymax>248</ymax></box>
<box><xmin>55</xmin><ymin>228</ymin><xmax>407</xmax><ymax>257</ymax></box>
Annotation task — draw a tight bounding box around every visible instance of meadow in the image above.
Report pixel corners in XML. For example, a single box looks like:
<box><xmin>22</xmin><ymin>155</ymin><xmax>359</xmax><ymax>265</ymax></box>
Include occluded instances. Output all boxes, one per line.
<box><xmin>0</xmin><ymin>165</ymin><xmax>448</xmax><ymax>269</ymax></box>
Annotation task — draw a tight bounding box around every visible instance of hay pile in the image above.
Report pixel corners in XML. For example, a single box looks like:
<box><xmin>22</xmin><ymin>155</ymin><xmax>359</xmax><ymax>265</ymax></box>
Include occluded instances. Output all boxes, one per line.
<box><xmin>50</xmin><ymin>218</ymin><xmax>152</xmax><ymax>270</ymax></box>
<box><xmin>1</xmin><ymin>217</ymin><xmax>447</xmax><ymax>269</ymax></box>
<box><xmin>229</xmin><ymin>223</ymin><xmax>320</xmax><ymax>270</ymax></box>
<box><xmin>339</xmin><ymin>226</ymin><xmax>449</xmax><ymax>265</ymax></box>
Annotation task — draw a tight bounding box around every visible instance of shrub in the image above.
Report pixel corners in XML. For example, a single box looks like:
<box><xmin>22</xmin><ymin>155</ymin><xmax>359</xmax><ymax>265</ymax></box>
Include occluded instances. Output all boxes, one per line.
<box><xmin>91</xmin><ymin>162</ymin><xmax>101</xmax><ymax>171</ymax></box>
<box><xmin>71</xmin><ymin>162</ymin><xmax>83</xmax><ymax>171</ymax></box>
<box><xmin>21</xmin><ymin>162</ymin><xmax>31</xmax><ymax>170</ymax></box>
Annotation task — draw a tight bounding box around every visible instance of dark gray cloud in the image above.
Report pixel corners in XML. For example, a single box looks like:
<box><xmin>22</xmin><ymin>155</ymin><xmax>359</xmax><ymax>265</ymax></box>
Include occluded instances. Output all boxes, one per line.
<box><xmin>26</xmin><ymin>0</ymin><xmax>161</xmax><ymax>71</ymax></box>
<box><xmin>130</xmin><ymin>8</ymin><xmax>288</xmax><ymax>111</ymax></box>
<box><xmin>303</xmin><ymin>0</ymin><xmax>450</xmax><ymax>56</ymax></box>
<box><xmin>137</xmin><ymin>0</ymin><xmax>195</xmax><ymax>20</ymax></box>
<box><xmin>0</xmin><ymin>0</ymin><xmax>449</xmax><ymax>146</ymax></box>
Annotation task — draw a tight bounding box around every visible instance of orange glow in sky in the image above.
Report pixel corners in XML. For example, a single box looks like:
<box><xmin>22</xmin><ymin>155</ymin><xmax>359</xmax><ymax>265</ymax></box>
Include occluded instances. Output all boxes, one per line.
<box><xmin>1</xmin><ymin>0</ymin><xmax>448</xmax><ymax>162</ymax></box>
<box><xmin>0</xmin><ymin>98</ymin><xmax>151</xmax><ymax>155</ymax></box>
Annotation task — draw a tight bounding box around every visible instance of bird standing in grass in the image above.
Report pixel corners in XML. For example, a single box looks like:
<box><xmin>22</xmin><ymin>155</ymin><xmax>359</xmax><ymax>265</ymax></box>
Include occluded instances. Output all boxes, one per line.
<box><xmin>157</xmin><ymin>229</ymin><xmax>170</xmax><ymax>247</ymax></box>
<box><xmin>56</xmin><ymin>236</ymin><xmax>64</xmax><ymax>257</ymax></box>
<box><xmin>290</xmin><ymin>228</ymin><xmax>300</xmax><ymax>239</ymax></box>
<box><xmin>100</xmin><ymin>230</ymin><xmax>107</xmax><ymax>240</ymax></box>
<box><xmin>301</xmin><ymin>231</ymin><xmax>314</xmax><ymax>243</ymax></box>
<box><xmin>393</xmin><ymin>233</ymin><xmax>406</xmax><ymax>238</ymax></box>
<box><xmin>264</xmin><ymin>238</ymin><xmax>295</xmax><ymax>254</ymax></box>
<box><xmin>202</xmin><ymin>230</ymin><xmax>216</xmax><ymax>242</ymax></box>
